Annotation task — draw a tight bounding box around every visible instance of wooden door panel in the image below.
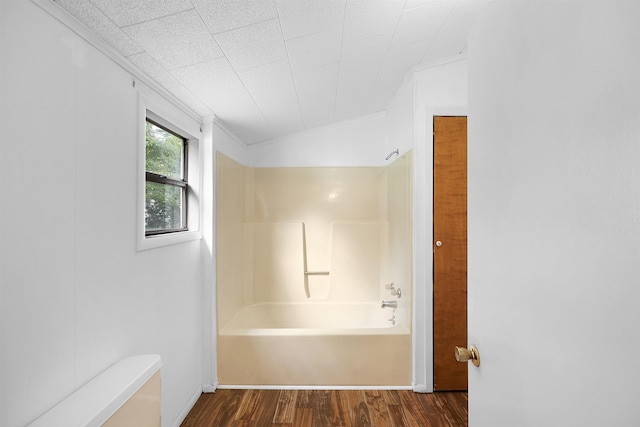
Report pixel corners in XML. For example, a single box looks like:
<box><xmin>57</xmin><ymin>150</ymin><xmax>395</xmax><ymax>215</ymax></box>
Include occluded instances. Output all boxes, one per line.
<box><xmin>433</xmin><ymin>116</ymin><xmax>468</xmax><ymax>391</ymax></box>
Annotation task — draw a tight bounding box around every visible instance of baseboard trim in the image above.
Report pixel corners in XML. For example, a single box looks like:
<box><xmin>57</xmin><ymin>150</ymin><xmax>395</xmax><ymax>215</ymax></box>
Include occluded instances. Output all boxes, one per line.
<box><xmin>202</xmin><ymin>383</ymin><xmax>217</xmax><ymax>393</ymax></box>
<box><xmin>172</xmin><ymin>386</ymin><xmax>203</xmax><ymax>427</ymax></box>
<box><xmin>412</xmin><ymin>383</ymin><xmax>431</xmax><ymax>393</ymax></box>
<box><xmin>216</xmin><ymin>384</ymin><xmax>413</xmax><ymax>390</ymax></box>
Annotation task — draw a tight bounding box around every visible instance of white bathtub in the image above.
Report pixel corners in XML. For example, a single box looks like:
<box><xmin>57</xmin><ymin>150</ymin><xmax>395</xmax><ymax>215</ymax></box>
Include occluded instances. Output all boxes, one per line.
<box><xmin>217</xmin><ymin>302</ymin><xmax>411</xmax><ymax>387</ymax></box>
<box><xmin>221</xmin><ymin>301</ymin><xmax>405</xmax><ymax>334</ymax></box>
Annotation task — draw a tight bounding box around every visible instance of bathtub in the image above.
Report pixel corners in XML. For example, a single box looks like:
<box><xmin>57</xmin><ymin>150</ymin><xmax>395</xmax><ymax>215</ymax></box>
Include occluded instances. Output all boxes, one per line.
<box><xmin>217</xmin><ymin>302</ymin><xmax>411</xmax><ymax>387</ymax></box>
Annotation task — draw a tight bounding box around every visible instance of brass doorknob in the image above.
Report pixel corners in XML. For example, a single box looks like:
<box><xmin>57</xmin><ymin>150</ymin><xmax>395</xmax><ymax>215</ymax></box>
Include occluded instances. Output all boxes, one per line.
<box><xmin>455</xmin><ymin>345</ymin><xmax>480</xmax><ymax>367</ymax></box>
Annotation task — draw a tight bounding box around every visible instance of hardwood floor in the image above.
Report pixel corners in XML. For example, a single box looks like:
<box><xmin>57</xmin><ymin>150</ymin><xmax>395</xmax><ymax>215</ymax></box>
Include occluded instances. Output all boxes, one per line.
<box><xmin>180</xmin><ymin>389</ymin><xmax>467</xmax><ymax>427</ymax></box>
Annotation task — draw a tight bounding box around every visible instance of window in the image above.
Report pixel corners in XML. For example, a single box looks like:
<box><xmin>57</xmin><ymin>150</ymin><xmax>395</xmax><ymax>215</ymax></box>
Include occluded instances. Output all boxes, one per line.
<box><xmin>137</xmin><ymin>92</ymin><xmax>202</xmax><ymax>251</ymax></box>
<box><xmin>145</xmin><ymin>119</ymin><xmax>188</xmax><ymax>235</ymax></box>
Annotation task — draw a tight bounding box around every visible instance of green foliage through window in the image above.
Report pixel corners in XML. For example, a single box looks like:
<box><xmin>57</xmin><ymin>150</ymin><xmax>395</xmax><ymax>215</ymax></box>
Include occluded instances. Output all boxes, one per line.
<box><xmin>145</xmin><ymin>120</ymin><xmax>187</xmax><ymax>234</ymax></box>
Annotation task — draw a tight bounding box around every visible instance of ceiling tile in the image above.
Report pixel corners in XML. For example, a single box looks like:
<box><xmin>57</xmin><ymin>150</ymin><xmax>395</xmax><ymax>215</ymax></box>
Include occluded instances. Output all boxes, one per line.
<box><xmin>90</xmin><ymin>0</ymin><xmax>193</xmax><ymax>27</ymax></box>
<box><xmin>53</xmin><ymin>0</ymin><xmax>481</xmax><ymax>144</ymax></box>
<box><xmin>390</xmin><ymin>1</ymin><xmax>453</xmax><ymax>48</ymax></box>
<box><xmin>340</xmin><ymin>33</ymin><xmax>392</xmax><ymax>72</ymax></box>
<box><xmin>420</xmin><ymin>12</ymin><xmax>476</xmax><ymax>63</ymax></box>
<box><xmin>171</xmin><ymin>57</ymin><xmax>248</xmax><ymax>111</ymax></box>
<box><xmin>343</xmin><ymin>0</ymin><xmax>405</xmax><ymax>43</ymax></box>
<box><xmin>295</xmin><ymin>63</ymin><xmax>340</xmax><ymax>128</ymax></box>
<box><xmin>238</xmin><ymin>60</ymin><xmax>305</xmax><ymax>135</ymax></box>
<box><xmin>238</xmin><ymin>60</ymin><xmax>297</xmax><ymax>106</ymax></box>
<box><xmin>171</xmin><ymin>58</ymin><xmax>274</xmax><ymax>143</ymax></box>
<box><xmin>366</xmin><ymin>38</ymin><xmax>432</xmax><ymax>112</ymax></box>
<box><xmin>167</xmin><ymin>86</ymin><xmax>213</xmax><ymax>117</ymax></box>
<box><xmin>214</xmin><ymin>19</ymin><xmax>287</xmax><ymax>71</ymax></box>
<box><xmin>286</xmin><ymin>30</ymin><xmax>342</xmax><ymax>73</ymax></box>
<box><xmin>381</xmin><ymin>37</ymin><xmax>432</xmax><ymax>75</ymax></box>
<box><xmin>56</xmin><ymin>0</ymin><xmax>143</xmax><ymax>56</ymax></box>
<box><xmin>293</xmin><ymin>62</ymin><xmax>340</xmax><ymax>96</ymax></box>
<box><xmin>298</xmin><ymin>88</ymin><xmax>337</xmax><ymax>129</ymax></box>
<box><xmin>123</xmin><ymin>9</ymin><xmax>223</xmax><ymax>70</ymax></box>
<box><xmin>334</xmin><ymin>67</ymin><xmax>378</xmax><ymax>121</ymax></box>
<box><xmin>192</xmin><ymin>0</ymin><xmax>278</xmax><ymax>34</ymax></box>
<box><xmin>403</xmin><ymin>0</ymin><xmax>445</xmax><ymax>11</ymax></box>
<box><xmin>276</xmin><ymin>0</ymin><xmax>345</xmax><ymax>40</ymax></box>
<box><xmin>126</xmin><ymin>52</ymin><xmax>182</xmax><ymax>90</ymax></box>
<box><xmin>450</xmin><ymin>0</ymin><xmax>490</xmax><ymax>16</ymax></box>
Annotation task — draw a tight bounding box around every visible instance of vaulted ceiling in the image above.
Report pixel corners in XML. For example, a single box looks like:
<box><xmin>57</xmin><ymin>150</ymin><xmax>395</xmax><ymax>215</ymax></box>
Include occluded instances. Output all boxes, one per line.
<box><xmin>55</xmin><ymin>0</ymin><xmax>485</xmax><ymax>144</ymax></box>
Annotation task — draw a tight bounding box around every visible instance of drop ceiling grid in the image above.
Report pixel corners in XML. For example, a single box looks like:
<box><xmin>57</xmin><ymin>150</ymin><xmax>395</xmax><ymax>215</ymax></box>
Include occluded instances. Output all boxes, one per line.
<box><xmin>52</xmin><ymin>0</ymin><xmax>482</xmax><ymax>145</ymax></box>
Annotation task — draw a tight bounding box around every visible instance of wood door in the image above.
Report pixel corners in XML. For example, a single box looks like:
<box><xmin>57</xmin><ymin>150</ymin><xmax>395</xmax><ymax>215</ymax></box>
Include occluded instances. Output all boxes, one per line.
<box><xmin>433</xmin><ymin>116</ymin><xmax>468</xmax><ymax>391</ymax></box>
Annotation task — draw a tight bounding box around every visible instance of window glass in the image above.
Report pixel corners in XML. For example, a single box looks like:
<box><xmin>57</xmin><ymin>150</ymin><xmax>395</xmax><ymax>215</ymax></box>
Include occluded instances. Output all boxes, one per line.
<box><xmin>145</xmin><ymin>181</ymin><xmax>184</xmax><ymax>232</ymax></box>
<box><xmin>145</xmin><ymin>119</ymin><xmax>187</xmax><ymax>235</ymax></box>
<box><xmin>146</xmin><ymin>121</ymin><xmax>184</xmax><ymax>180</ymax></box>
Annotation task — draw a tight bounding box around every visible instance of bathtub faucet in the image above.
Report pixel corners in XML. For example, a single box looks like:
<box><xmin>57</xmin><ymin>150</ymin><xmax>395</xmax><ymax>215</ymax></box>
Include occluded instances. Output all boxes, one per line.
<box><xmin>385</xmin><ymin>283</ymin><xmax>402</xmax><ymax>298</ymax></box>
<box><xmin>381</xmin><ymin>300</ymin><xmax>397</xmax><ymax>309</ymax></box>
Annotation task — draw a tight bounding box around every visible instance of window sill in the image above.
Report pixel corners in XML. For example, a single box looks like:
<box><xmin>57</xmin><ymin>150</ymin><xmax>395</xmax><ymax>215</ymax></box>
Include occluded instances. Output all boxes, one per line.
<box><xmin>137</xmin><ymin>229</ymin><xmax>202</xmax><ymax>251</ymax></box>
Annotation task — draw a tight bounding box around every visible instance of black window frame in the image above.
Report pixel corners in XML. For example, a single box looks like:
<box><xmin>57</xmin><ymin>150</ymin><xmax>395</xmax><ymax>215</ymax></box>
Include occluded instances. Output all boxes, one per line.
<box><xmin>145</xmin><ymin>118</ymin><xmax>189</xmax><ymax>236</ymax></box>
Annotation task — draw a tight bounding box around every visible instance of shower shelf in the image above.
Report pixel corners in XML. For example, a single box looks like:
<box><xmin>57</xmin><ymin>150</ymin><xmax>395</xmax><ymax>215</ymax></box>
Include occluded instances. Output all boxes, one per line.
<box><xmin>304</xmin><ymin>271</ymin><xmax>330</xmax><ymax>275</ymax></box>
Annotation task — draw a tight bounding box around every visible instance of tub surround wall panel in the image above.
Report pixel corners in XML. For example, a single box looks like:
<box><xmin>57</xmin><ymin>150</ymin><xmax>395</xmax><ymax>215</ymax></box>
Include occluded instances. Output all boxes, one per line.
<box><xmin>1</xmin><ymin>2</ymin><xmax>206</xmax><ymax>426</ymax></box>
<box><xmin>217</xmin><ymin>158</ymin><xmax>409</xmax><ymax>310</ymax></box>
<box><xmin>249</xmin><ymin>167</ymin><xmax>382</xmax><ymax>222</ymax></box>
<box><xmin>215</xmin><ymin>154</ymin><xmax>248</xmax><ymax>330</ymax></box>
<box><xmin>251</xmin><ymin>222</ymin><xmax>305</xmax><ymax>302</ymax></box>
<box><xmin>385</xmin><ymin>153</ymin><xmax>413</xmax><ymax>328</ymax></box>
<box><xmin>329</xmin><ymin>222</ymin><xmax>382</xmax><ymax>301</ymax></box>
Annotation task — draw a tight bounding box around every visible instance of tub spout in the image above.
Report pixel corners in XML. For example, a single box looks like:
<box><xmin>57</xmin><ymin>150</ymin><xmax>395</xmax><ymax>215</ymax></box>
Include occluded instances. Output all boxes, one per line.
<box><xmin>381</xmin><ymin>300</ymin><xmax>397</xmax><ymax>309</ymax></box>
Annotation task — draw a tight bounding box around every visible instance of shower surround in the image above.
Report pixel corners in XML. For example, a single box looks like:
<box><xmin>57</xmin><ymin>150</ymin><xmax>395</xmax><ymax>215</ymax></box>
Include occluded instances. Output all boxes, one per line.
<box><xmin>216</xmin><ymin>152</ymin><xmax>412</xmax><ymax>386</ymax></box>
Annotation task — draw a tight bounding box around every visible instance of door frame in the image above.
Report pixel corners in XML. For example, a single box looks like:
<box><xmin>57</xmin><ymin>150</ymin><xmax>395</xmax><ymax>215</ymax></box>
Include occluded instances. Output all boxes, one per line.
<box><xmin>413</xmin><ymin>108</ymin><xmax>467</xmax><ymax>393</ymax></box>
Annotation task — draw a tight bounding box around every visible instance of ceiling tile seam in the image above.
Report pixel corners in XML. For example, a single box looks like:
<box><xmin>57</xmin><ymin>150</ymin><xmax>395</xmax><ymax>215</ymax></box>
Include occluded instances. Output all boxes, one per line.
<box><xmin>224</xmin><ymin>56</ymin><xmax>287</xmax><ymax>75</ymax></box>
<box><xmin>402</xmin><ymin>0</ymin><xmax>447</xmax><ymax>13</ymax></box>
<box><xmin>163</xmin><ymin>73</ymin><xmax>212</xmax><ymax>115</ymax></box>
<box><xmin>205</xmin><ymin>16</ymin><xmax>282</xmax><ymax>37</ymax></box>
<box><xmin>361</xmin><ymin>1</ymin><xmax>407</xmax><ymax>113</ymax></box>
<box><xmin>274</xmin><ymin>0</ymin><xmax>307</xmax><ymax>130</ymax></box>
<box><xmin>223</xmin><ymin>54</ymin><xmax>278</xmax><ymax>140</ymax></box>
<box><xmin>191</xmin><ymin>5</ymin><xmax>225</xmax><ymax>58</ymax></box>
<box><xmin>114</xmin><ymin>6</ymin><xmax>197</xmax><ymax>30</ymax></box>
<box><xmin>83</xmin><ymin>0</ymin><xmax>145</xmax><ymax>55</ymax></box>
<box><xmin>162</xmin><ymin>57</ymin><xmax>219</xmax><ymax>75</ymax></box>
<box><xmin>330</xmin><ymin>0</ymin><xmax>349</xmax><ymax>122</ymax></box>
<box><xmin>417</xmin><ymin>5</ymin><xmax>455</xmax><ymax>64</ymax></box>
<box><xmin>280</xmin><ymin>28</ymin><xmax>332</xmax><ymax>43</ymax></box>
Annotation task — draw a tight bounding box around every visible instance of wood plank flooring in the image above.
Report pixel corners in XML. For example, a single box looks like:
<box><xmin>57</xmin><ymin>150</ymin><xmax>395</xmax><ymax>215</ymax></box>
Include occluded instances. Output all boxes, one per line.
<box><xmin>180</xmin><ymin>389</ymin><xmax>467</xmax><ymax>427</ymax></box>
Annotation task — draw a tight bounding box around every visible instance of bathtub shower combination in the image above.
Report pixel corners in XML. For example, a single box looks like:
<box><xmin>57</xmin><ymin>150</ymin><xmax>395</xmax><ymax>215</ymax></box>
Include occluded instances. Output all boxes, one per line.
<box><xmin>216</xmin><ymin>152</ymin><xmax>413</xmax><ymax>387</ymax></box>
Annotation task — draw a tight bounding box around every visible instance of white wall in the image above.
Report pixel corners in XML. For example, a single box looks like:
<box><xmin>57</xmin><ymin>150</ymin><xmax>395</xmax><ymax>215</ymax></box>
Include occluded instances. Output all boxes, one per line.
<box><xmin>468</xmin><ymin>1</ymin><xmax>640</xmax><ymax>426</ymax></box>
<box><xmin>0</xmin><ymin>1</ymin><xmax>208</xmax><ymax>426</ymax></box>
<box><xmin>248</xmin><ymin>112</ymin><xmax>389</xmax><ymax>167</ymax></box>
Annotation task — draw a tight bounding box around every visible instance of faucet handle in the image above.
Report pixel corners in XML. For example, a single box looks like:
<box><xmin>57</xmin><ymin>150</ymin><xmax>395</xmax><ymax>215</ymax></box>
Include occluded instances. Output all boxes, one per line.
<box><xmin>385</xmin><ymin>283</ymin><xmax>395</xmax><ymax>290</ymax></box>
